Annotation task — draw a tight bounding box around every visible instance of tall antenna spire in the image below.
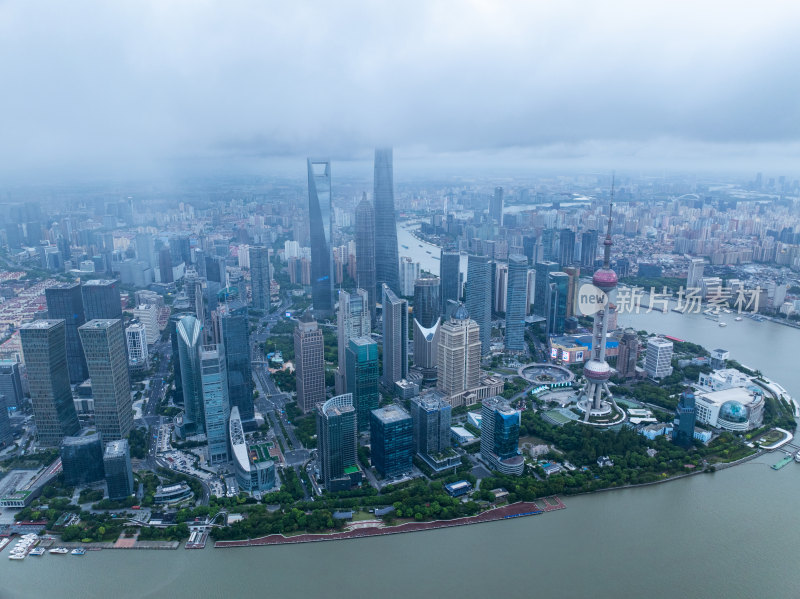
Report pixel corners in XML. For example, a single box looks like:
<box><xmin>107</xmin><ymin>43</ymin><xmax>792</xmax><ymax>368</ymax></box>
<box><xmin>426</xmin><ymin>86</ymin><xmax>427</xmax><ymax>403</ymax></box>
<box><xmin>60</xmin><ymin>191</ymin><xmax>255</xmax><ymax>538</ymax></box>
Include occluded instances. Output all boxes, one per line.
<box><xmin>603</xmin><ymin>172</ymin><xmax>615</xmax><ymax>268</ymax></box>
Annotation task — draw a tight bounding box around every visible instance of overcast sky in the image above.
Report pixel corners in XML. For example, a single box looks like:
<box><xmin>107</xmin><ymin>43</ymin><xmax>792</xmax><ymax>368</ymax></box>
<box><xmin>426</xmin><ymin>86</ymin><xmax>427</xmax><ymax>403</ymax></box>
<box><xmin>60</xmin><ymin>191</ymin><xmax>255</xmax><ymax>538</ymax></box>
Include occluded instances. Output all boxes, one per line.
<box><xmin>1</xmin><ymin>1</ymin><xmax>799</xmax><ymax>182</ymax></box>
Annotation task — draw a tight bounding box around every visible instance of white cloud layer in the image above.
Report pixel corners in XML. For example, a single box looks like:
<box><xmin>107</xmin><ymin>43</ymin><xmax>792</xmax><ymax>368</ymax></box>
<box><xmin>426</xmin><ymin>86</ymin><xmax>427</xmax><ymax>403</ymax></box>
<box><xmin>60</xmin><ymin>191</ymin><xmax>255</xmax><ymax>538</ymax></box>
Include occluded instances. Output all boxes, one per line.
<box><xmin>1</xmin><ymin>0</ymin><xmax>799</xmax><ymax>179</ymax></box>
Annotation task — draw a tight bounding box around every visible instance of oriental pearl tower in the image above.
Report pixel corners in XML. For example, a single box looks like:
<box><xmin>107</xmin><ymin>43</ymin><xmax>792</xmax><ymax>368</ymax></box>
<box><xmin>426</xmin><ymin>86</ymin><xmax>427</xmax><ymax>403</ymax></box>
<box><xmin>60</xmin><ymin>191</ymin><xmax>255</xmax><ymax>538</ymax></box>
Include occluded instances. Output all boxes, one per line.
<box><xmin>577</xmin><ymin>189</ymin><xmax>624</xmax><ymax>423</ymax></box>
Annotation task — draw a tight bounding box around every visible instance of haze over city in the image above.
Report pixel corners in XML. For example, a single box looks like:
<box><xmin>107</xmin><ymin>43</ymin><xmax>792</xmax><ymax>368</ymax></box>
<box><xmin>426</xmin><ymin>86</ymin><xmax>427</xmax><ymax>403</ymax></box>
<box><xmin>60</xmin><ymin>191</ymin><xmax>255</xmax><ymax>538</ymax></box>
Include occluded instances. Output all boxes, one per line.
<box><xmin>2</xmin><ymin>1</ymin><xmax>800</xmax><ymax>183</ymax></box>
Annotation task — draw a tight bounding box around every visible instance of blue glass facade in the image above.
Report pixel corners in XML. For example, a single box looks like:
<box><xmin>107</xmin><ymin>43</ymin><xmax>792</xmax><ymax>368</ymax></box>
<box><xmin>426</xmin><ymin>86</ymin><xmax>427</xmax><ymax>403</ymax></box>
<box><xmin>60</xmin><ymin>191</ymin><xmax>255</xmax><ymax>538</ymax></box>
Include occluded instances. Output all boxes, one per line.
<box><xmin>673</xmin><ymin>390</ymin><xmax>696</xmax><ymax>448</ymax></box>
<box><xmin>346</xmin><ymin>337</ymin><xmax>379</xmax><ymax>431</ymax></box>
<box><xmin>466</xmin><ymin>254</ymin><xmax>491</xmax><ymax>355</ymax></box>
<box><xmin>374</xmin><ymin>148</ymin><xmax>400</xmax><ymax>296</ymax></box>
<box><xmin>308</xmin><ymin>159</ymin><xmax>334</xmax><ymax>317</ymax></box>
<box><xmin>45</xmin><ymin>282</ymin><xmax>88</xmax><ymax>384</ymax></box>
<box><xmin>370</xmin><ymin>405</ymin><xmax>413</xmax><ymax>477</ymax></box>
<box><xmin>505</xmin><ymin>254</ymin><xmax>528</xmax><ymax>352</ymax></box>
<box><xmin>61</xmin><ymin>433</ymin><xmax>105</xmax><ymax>486</ymax></box>
<box><xmin>220</xmin><ymin>301</ymin><xmax>254</xmax><ymax>425</ymax></box>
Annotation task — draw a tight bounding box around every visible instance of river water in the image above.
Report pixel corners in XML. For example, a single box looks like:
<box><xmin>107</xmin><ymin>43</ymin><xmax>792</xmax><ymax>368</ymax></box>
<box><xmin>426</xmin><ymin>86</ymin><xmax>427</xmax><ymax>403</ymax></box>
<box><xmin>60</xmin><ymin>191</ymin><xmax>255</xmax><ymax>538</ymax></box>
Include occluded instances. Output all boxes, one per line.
<box><xmin>2</xmin><ymin>238</ymin><xmax>800</xmax><ymax>598</ymax></box>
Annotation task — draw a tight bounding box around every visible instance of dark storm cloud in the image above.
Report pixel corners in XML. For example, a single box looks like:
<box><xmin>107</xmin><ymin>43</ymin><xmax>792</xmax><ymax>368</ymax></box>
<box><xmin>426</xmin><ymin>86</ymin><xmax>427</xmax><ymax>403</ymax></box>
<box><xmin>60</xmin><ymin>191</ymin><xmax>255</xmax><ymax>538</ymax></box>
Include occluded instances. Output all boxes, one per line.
<box><xmin>1</xmin><ymin>0</ymin><xmax>799</xmax><ymax>179</ymax></box>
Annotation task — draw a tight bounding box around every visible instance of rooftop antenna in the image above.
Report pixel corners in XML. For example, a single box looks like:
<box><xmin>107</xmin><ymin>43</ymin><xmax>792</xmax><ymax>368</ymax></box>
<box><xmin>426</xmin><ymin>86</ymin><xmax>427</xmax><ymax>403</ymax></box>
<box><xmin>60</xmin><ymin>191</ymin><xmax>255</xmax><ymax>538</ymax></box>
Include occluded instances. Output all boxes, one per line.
<box><xmin>603</xmin><ymin>172</ymin><xmax>615</xmax><ymax>268</ymax></box>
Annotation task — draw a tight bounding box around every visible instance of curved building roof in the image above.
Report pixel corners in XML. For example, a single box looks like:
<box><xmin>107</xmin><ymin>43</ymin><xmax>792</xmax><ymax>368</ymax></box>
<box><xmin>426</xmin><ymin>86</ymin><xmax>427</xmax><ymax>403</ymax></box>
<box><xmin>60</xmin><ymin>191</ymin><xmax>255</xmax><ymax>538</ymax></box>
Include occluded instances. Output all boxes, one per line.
<box><xmin>177</xmin><ymin>314</ymin><xmax>202</xmax><ymax>347</ymax></box>
<box><xmin>229</xmin><ymin>406</ymin><xmax>250</xmax><ymax>473</ymax></box>
<box><xmin>321</xmin><ymin>393</ymin><xmax>355</xmax><ymax>417</ymax></box>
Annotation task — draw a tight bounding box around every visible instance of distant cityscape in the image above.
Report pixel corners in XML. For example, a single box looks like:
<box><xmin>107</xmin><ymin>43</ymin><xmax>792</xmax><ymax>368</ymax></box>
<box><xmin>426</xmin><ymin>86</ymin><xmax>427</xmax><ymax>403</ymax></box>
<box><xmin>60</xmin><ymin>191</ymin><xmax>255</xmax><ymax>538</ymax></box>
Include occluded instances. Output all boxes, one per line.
<box><xmin>0</xmin><ymin>151</ymin><xmax>797</xmax><ymax>554</ymax></box>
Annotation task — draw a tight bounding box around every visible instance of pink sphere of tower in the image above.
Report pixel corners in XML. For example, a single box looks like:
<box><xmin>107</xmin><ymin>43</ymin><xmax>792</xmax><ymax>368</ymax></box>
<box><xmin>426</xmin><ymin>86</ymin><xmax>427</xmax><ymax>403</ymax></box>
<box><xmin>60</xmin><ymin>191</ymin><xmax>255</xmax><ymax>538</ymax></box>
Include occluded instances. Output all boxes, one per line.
<box><xmin>592</xmin><ymin>267</ymin><xmax>618</xmax><ymax>292</ymax></box>
<box><xmin>583</xmin><ymin>359</ymin><xmax>612</xmax><ymax>381</ymax></box>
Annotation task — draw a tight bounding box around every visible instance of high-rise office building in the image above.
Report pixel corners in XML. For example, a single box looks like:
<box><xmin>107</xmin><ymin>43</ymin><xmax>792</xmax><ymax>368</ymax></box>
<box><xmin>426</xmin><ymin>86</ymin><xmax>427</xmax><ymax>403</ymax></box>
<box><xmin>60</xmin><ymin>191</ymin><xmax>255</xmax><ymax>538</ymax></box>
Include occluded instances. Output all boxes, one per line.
<box><xmin>541</xmin><ymin>229</ymin><xmax>555</xmax><ymax>262</ymax></box>
<box><xmin>295</xmin><ymin>313</ymin><xmax>325</xmax><ymax>413</ymax></box>
<box><xmin>581</xmin><ymin>230</ymin><xmax>599</xmax><ymax>268</ymax></box>
<box><xmin>316</xmin><ymin>393</ymin><xmax>359</xmax><ymax>492</ymax></box>
<box><xmin>81</xmin><ymin>279</ymin><xmax>122</xmax><ymax>321</ymax></box>
<box><xmin>45</xmin><ymin>282</ymin><xmax>88</xmax><ymax>384</ymax></box>
<box><xmin>466</xmin><ymin>254</ymin><xmax>491</xmax><ymax>355</ymax></box>
<box><xmin>345</xmin><ymin>337</ymin><xmax>379</xmax><ymax>431</ymax></box>
<box><xmin>20</xmin><ymin>320</ymin><xmax>80</xmax><ymax>446</ymax></box>
<box><xmin>558</xmin><ymin>229</ymin><xmax>576</xmax><ymax>267</ymax></box>
<box><xmin>125</xmin><ymin>322</ymin><xmax>149</xmax><ymax>371</ymax></box>
<box><xmin>219</xmin><ymin>300</ymin><xmax>254</xmax><ymax>426</ymax></box>
<box><xmin>135</xmin><ymin>233</ymin><xmax>154</xmax><ymax>269</ymax></box>
<box><xmin>440</xmin><ymin>250</ymin><xmax>461</xmax><ymax>314</ymax></box>
<box><xmin>374</xmin><ymin>148</ymin><xmax>400</xmax><ymax>296</ymax></box>
<box><xmin>490</xmin><ymin>187</ymin><xmax>504</xmax><ymax>225</ymax></box>
<box><xmin>480</xmin><ymin>396</ymin><xmax>524</xmax><ymax>475</ymax></box>
<box><xmin>370</xmin><ymin>404</ymin><xmax>413</xmax><ymax>477</ymax></box>
<box><xmin>60</xmin><ymin>432</ymin><xmax>105</xmax><ymax>486</ymax></box>
<box><xmin>0</xmin><ymin>360</ymin><xmax>23</xmax><ymax>408</ymax></box>
<box><xmin>563</xmin><ymin>266</ymin><xmax>580</xmax><ymax>318</ymax></box>
<box><xmin>355</xmin><ymin>194</ymin><xmax>377</xmax><ymax>325</ymax></box>
<box><xmin>104</xmin><ymin>439</ymin><xmax>134</xmax><ymax>501</ymax></box>
<box><xmin>645</xmin><ymin>337</ymin><xmax>674</xmax><ymax>379</ymax></box>
<box><xmin>673</xmin><ymin>390</ymin><xmax>697</xmax><ymax>448</ymax></box>
<box><xmin>414</xmin><ymin>275</ymin><xmax>441</xmax><ymax>329</ymax></box>
<box><xmin>158</xmin><ymin>246</ymin><xmax>173</xmax><ymax>283</ymax></box>
<box><xmin>230</xmin><ymin>406</ymin><xmax>276</xmax><ymax>493</ymax></box>
<box><xmin>134</xmin><ymin>304</ymin><xmax>159</xmax><ymax>346</ymax></box>
<box><xmin>381</xmin><ymin>284</ymin><xmax>408</xmax><ymax>388</ymax></box>
<box><xmin>410</xmin><ymin>393</ymin><xmax>459</xmax><ymax>471</ymax></box>
<box><xmin>413</xmin><ymin>275</ymin><xmax>441</xmax><ymax>385</ymax></box>
<box><xmin>686</xmin><ymin>258</ymin><xmax>705</xmax><ymax>291</ymax></box>
<box><xmin>505</xmin><ymin>255</ymin><xmax>528</xmax><ymax>352</ymax></box>
<box><xmin>307</xmin><ymin>159</ymin><xmax>334</xmax><ymax>317</ymax></box>
<box><xmin>249</xmin><ymin>246</ymin><xmax>271</xmax><ymax>311</ymax></box>
<box><xmin>0</xmin><ymin>395</ymin><xmax>11</xmax><ymax>447</ymax></box>
<box><xmin>494</xmin><ymin>262</ymin><xmax>508</xmax><ymax>315</ymax></box>
<box><xmin>79</xmin><ymin>319</ymin><xmax>133</xmax><ymax>441</ymax></box>
<box><xmin>545</xmin><ymin>271</ymin><xmax>569</xmax><ymax>337</ymax></box>
<box><xmin>199</xmin><ymin>344</ymin><xmax>230</xmax><ymax>464</ymax></box>
<box><xmin>399</xmin><ymin>257</ymin><xmax>420</xmax><ymax>297</ymax></box>
<box><xmin>437</xmin><ymin>305</ymin><xmax>482</xmax><ymax>398</ymax></box>
<box><xmin>533</xmin><ymin>261</ymin><xmax>560</xmax><ymax>317</ymax></box>
<box><xmin>176</xmin><ymin>315</ymin><xmax>205</xmax><ymax>435</ymax></box>
<box><xmin>616</xmin><ymin>328</ymin><xmax>639</xmax><ymax>379</ymax></box>
<box><xmin>336</xmin><ymin>289</ymin><xmax>372</xmax><ymax>395</ymax></box>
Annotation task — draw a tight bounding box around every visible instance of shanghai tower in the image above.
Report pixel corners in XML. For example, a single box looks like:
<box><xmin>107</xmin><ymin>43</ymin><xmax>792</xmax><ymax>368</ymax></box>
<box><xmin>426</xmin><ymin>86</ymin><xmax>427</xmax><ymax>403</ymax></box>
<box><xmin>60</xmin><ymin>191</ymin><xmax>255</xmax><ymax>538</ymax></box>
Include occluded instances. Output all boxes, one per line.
<box><xmin>308</xmin><ymin>159</ymin><xmax>334</xmax><ymax>317</ymax></box>
<box><xmin>373</xmin><ymin>148</ymin><xmax>400</xmax><ymax>296</ymax></box>
<box><xmin>355</xmin><ymin>193</ymin><xmax>377</xmax><ymax>325</ymax></box>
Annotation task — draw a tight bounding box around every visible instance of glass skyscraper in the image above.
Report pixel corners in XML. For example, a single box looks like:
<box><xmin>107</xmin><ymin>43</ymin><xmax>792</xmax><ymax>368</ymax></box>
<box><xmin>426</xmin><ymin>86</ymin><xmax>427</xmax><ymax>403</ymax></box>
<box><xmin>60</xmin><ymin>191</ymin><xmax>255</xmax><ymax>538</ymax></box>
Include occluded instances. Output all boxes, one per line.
<box><xmin>336</xmin><ymin>289</ymin><xmax>372</xmax><ymax>395</ymax></box>
<box><xmin>345</xmin><ymin>337</ymin><xmax>379</xmax><ymax>431</ymax></box>
<box><xmin>0</xmin><ymin>360</ymin><xmax>23</xmax><ymax>409</ymax></box>
<box><xmin>78</xmin><ymin>319</ymin><xmax>133</xmax><ymax>441</ymax></box>
<box><xmin>480</xmin><ymin>396</ymin><xmax>523</xmax><ymax>475</ymax></box>
<box><xmin>307</xmin><ymin>159</ymin><xmax>334</xmax><ymax>317</ymax></box>
<box><xmin>104</xmin><ymin>439</ymin><xmax>134</xmax><ymax>501</ymax></box>
<box><xmin>45</xmin><ymin>282</ymin><xmax>88</xmax><ymax>384</ymax></box>
<box><xmin>316</xmin><ymin>393</ymin><xmax>359</xmax><ymax>492</ymax></box>
<box><xmin>60</xmin><ymin>432</ymin><xmax>105</xmax><ymax>486</ymax></box>
<box><xmin>220</xmin><ymin>300</ymin><xmax>254</xmax><ymax>426</ymax></box>
<box><xmin>413</xmin><ymin>275</ymin><xmax>441</xmax><ymax>385</ymax></box>
<box><xmin>81</xmin><ymin>279</ymin><xmax>122</xmax><ymax>321</ymax></box>
<box><xmin>558</xmin><ymin>228</ymin><xmax>576</xmax><ymax>267</ymax></box>
<box><xmin>674</xmin><ymin>390</ymin><xmax>697</xmax><ymax>448</ymax></box>
<box><xmin>373</xmin><ymin>148</ymin><xmax>400</xmax><ymax>296</ymax></box>
<box><xmin>545</xmin><ymin>271</ymin><xmax>569</xmax><ymax>337</ymax></box>
<box><xmin>466</xmin><ymin>254</ymin><xmax>491</xmax><ymax>355</ymax></box>
<box><xmin>295</xmin><ymin>313</ymin><xmax>325</xmax><ymax>413</ymax></box>
<box><xmin>504</xmin><ymin>255</ymin><xmax>528</xmax><ymax>352</ymax></box>
<box><xmin>534</xmin><ymin>261</ymin><xmax>560</xmax><ymax>317</ymax></box>
<box><xmin>355</xmin><ymin>193</ymin><xmax>377</xmax><ymax>325</ymax></box>
<box><xmin>199</xmin><ymin>344</ymin><xmax>230</xmax><ymax>464</ymax></box>
<box><xmin>249</xmin><ymin>245</ymin><xmax>271</xmax><ymax>311</ymax></box>
<box><xmin>440</xmin><ymin>250</ymin><xmax>461</xmax><ymax>316</ymax></box>
<box><xmin>20</xmin><ymin>320</ymin><xmax>80</xmax><ymax>447</ymax></box>
<box><xmin>370</xmin><ymin>404</ymin><xmax>413</xmax><ymax>477</ymax></box>
<box><xmin>381</xmin><ymin>284</ymin><xmax>408</xmax><ymax>388</ymax></box>
<box><xmin>176</xmin><ymin>314</ymin><xmax>205</xmax><ymax>435</ymax></box>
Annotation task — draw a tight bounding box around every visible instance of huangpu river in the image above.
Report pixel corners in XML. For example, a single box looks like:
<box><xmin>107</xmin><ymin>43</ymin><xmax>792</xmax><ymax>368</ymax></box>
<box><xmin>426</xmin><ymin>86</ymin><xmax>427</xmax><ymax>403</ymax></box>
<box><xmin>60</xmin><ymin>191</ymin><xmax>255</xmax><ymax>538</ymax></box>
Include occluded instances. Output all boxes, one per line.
<box><xmin>3</xmin><ymin>230</ymin><xmax>800</xmax><ymax>598</ymax></box>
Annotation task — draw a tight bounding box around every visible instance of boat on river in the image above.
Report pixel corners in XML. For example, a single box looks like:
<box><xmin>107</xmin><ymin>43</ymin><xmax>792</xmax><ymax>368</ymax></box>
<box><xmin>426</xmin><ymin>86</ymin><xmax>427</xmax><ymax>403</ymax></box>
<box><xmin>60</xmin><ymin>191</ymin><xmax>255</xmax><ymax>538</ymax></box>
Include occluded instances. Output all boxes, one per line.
<box><xmin>49</xmin><ymin>547</ymin><xmax>69</xmax><ymax>554</ymax></box>
<box><xmin>71</xmin><ymin>548</ymin><xmax>86</xmax><ymax>556</ymax></box>
<box><xmin>719</xmin><ymin>322</ymin><xmax>727</xmax><ymax>327</ymax></box>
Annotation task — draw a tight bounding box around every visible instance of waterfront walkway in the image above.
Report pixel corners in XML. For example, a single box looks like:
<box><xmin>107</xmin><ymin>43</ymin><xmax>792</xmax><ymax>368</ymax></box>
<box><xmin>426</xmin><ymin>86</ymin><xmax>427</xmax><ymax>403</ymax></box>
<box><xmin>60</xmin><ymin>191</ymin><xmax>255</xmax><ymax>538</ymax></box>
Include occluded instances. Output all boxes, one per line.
<box><xmin>215</xmin><ymin>498</ymin><xmax>565</xmax><ymax>548</ymax></box>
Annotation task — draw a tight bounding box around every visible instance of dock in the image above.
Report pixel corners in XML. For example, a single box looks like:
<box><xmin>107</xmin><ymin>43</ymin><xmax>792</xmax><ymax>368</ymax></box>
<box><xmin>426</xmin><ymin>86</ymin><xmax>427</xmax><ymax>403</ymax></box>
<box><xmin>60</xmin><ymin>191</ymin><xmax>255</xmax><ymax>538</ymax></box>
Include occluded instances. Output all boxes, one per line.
<box><xmin>771</xmin><ymin>455</ymin><xmax>794</xmax><ymax>470</ymax></box>
<box><xmin>185</xmin><ymin>529</ymin><xmax>208</xmax><ymax>549</ymax></box>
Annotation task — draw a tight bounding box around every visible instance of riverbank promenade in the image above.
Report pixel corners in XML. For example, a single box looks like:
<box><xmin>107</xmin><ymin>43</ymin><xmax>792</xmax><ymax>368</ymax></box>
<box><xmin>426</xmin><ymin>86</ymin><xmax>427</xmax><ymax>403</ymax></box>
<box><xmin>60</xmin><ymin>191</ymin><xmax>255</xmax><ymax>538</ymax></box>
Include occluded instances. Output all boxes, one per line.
<box><xmin>215</xmin><ymin>498</ymin><xmax>565</xmax><ymax>548</ymax></box>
